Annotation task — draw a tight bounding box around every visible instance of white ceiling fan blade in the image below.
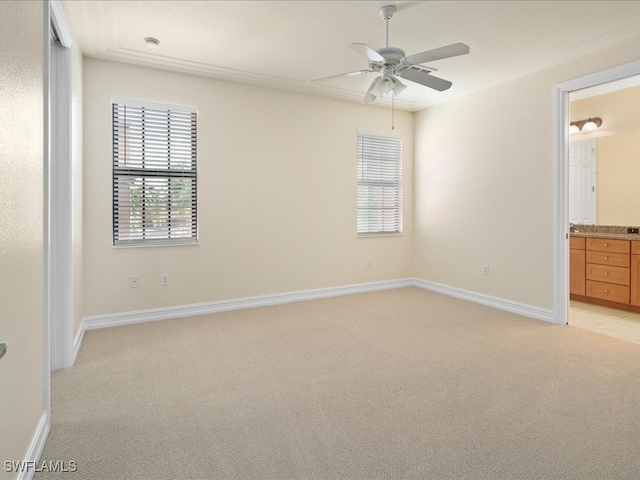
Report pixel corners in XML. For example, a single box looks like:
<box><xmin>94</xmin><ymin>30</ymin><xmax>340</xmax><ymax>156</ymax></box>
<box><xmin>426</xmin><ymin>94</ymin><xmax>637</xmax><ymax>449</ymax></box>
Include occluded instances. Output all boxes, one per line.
<box><xmin>404</xmin><ymin>42</ymin><xmax>470</xmax><ymax>66</ymax></box>
<box><xmin>403</xmin><ymin>64</ymin><xmax>438</xmax><ymax>73</ymax></box>
<box><xmin>363</xmin><ymin>78</ymin><xmax>379</xmax><ymax>104</ymax></box>
<box><xmin>307</xmin><ymin>69</ymin><xmax>373</xmax><ymax>83</ymax></box>
<box><xmin>393</xmin><ymin>78</ymin><xmax>407</xmax><ymax>95</ymax></box>
<box><xmin>400</xmin><ymin>69</ymin><xmax>452</xmax><ymax>92</ymax></box>
<box><xmin>349</xmin><ymin>43</ymin><xmax>385</xmax><ymax>62</ymax></box>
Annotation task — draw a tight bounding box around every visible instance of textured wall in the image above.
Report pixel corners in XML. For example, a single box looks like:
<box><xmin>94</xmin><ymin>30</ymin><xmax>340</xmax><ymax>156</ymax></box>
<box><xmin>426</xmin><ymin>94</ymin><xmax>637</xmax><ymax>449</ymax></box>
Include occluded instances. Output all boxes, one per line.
<box><xmin>0</xmin><ymin>0</ymin><xmax>46</xmax><ymax>472</ymax></box>
<box><xmin>82</xmin><ymin>59</ymin><xmax>413</xmax><ymax>316</ymax></box>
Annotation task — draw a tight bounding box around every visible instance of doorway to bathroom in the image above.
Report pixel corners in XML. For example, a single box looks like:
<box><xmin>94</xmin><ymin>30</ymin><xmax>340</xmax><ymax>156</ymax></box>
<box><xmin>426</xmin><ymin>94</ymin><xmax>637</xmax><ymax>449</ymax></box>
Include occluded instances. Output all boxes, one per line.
<box><xmin>562</xmin><ymin>72</ymin><xmax>640</xmax><ymax>344</ymax></box>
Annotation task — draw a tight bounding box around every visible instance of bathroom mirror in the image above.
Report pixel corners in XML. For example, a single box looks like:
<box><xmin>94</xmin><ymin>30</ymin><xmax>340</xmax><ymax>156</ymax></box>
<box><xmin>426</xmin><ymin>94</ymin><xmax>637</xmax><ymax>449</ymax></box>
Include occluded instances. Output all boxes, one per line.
<box><xmin>570</xmin><ymin>79</ymin><xmax>640</xmax><ymax>227</ymax></box>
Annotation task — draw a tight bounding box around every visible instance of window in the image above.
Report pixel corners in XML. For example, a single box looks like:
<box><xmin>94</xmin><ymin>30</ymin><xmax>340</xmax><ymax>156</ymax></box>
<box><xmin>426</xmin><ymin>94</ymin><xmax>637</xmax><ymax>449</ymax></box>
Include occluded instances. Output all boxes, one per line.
<box><xmin>113</xmin><ymin>99</ymin><xmax>197</xmax><ymax>246</ymax></box>
<box><xmin>357</xmin><ymin>131</ymin><xmax>402</xmax><ymax>235</ymax></box>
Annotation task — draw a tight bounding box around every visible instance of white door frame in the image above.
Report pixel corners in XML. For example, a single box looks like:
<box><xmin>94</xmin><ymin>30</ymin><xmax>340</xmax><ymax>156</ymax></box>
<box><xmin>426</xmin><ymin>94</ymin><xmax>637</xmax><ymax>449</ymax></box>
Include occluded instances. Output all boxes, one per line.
<box><xmin>47</xmin><ymin>0</ymin><xmax>74</xmax><ymax>377</ymax></box>
<box><xmin>553</xmin><ymin>60</ymin><xmax>640</xmax><ymax>325</ymax></box>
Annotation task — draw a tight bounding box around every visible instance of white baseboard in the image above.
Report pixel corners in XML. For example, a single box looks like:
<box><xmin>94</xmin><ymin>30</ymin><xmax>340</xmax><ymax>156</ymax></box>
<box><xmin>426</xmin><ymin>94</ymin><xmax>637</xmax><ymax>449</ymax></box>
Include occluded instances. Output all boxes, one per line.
<box><xmin>83</xmin><ymin>278</ymin><xmax>414</xmax><ymax>332</ymax></box>
<box><xmin>412</xmin><ymin>278</ymin><xmax>555</xmax><ymax>324</ymax></box>
<box><xmin>76</xmin><ymin>277</ymin><xmax>556</xmax><ymax>357</ymax></box>
<box><xmin>72</xmin><ymin>318</ymin><xmax>85</xmax><ymax>364</ymax></box>
<box><xmin>16</xmin><ymin>411</ymin><xmax>50</xmax><ymax>480</ymax></box>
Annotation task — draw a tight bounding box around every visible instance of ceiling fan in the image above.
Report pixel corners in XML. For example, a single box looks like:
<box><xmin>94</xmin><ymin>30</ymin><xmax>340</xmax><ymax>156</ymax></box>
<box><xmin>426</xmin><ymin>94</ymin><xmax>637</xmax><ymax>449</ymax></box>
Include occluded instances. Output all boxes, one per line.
<box><xmin>308</xmin><ymin>5</ymin><xmax>470</xmax><ymax>104</ymax></box>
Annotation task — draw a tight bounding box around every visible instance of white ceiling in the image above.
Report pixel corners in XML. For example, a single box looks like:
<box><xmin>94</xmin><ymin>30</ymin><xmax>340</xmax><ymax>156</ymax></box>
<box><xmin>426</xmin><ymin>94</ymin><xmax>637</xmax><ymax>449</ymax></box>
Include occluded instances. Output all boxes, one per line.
<box><xmin>62</xmin><ymin>0</ymin><xmax>640</xmax><ymax>112</ymax></box>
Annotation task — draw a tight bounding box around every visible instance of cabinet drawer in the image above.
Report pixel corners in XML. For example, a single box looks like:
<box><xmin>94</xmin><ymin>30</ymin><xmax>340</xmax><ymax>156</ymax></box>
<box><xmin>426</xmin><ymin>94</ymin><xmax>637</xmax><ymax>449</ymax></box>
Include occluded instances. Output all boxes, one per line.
<box><xmin>632</xmin><ymin>241</ymin><xmax>640</xmax><ymax>255</ymax></box>
<box><xmin>586</xmin><ymin>280</ymin><xmax>629</xmax><ymax>304</ymax></box>
<box><xmin>570</xmin><ymin>237</ymin><xmax>585</xmax><ymax>250</ymax></box>
<box><xmin>586</xmin><ymin>238</ymin><xmax>630</xmax><ymax>254</ymax></box>
<box><xmin>586</xmin><ymin>263</ymin><xmax>629</xmax><ymax>286</ymax></box>
<box><xmin>585</xmin><ymin>251</ymin><xmax>630</xmax><ymax>267</ymax></box>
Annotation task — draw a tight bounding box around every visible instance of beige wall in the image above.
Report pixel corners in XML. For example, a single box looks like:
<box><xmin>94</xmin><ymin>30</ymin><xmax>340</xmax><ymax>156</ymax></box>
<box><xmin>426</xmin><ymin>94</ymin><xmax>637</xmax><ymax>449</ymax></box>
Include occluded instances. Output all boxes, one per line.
<box><xmin>597</xmin><ymin>132</ymin><xmax>640</xmax><ymax>226</ymax></box>
<box><xmin>0</xmin><ymin>1</ymin><xmax>45</xmax><ymax>476</ymax></box>
<box><xmin>414</xmin><ymin>38</ymin><xmax>640</xmax><ymax>310</ymax></box>
<box><xmin>571</xmin><ymin>84</ymin><xmax>640</xmax><ymax>138</ymax></box>
<box><xmin>82</xmin><ymin>59</ymin><xmax>413</xmax><ymax>317</ymax></box>
<box><xmin>414</xmin><ymin>74</ymin><xmax>554</xmax><ymax>307</ymax></box>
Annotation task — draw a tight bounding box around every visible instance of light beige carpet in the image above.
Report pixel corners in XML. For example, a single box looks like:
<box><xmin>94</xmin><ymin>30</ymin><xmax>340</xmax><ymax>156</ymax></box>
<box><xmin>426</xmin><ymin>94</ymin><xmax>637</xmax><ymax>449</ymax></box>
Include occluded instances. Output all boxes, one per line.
<box><xmin>37</xmin><ymin>288</ymin><xmax>640</xmax><ymax>479</ymax></box>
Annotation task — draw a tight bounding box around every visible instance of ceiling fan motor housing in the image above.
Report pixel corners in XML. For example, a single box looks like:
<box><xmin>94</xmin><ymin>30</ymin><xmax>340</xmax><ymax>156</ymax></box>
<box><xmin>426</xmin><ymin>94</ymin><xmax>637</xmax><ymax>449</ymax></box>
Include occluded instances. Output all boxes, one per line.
<box><xmin>376</xmin><ymin>47</ymin><xmax>405</xmax><ymax>64</ymax></box>
<box><xmin>371</xmin><ymin>47</ymin><xmax>406</xmax><ymax>75</ymax></box>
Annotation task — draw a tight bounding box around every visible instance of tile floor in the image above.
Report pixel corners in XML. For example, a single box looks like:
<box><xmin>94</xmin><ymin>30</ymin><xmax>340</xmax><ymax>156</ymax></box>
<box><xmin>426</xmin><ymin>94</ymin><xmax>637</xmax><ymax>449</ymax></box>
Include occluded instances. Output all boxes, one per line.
<box><xmin>570</xmin><ymin>300</ymin><xmax>640</xmax><ymax>344</ymax></box>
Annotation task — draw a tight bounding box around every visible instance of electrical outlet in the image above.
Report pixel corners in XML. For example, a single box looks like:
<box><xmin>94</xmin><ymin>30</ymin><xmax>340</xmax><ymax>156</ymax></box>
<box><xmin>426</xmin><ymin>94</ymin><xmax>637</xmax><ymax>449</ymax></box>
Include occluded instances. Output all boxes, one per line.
<box><xmin>130</xmin><ymin>276</ymin><xmax>139</xmax><ymax>288</ymax></box>
<box><xmin>367</xmin><ymin>256</ymin><xmax>372</xmax><ymax>267</ymax></box>
<box><xmin>482</xmin><ymin>265</ymin><xmax>490</xmax><ymax>276</ymax></box>
<box><xmin>161</xmin><ymin>274</ymin><xmax>169</xmax><ymax>286</ymax></box>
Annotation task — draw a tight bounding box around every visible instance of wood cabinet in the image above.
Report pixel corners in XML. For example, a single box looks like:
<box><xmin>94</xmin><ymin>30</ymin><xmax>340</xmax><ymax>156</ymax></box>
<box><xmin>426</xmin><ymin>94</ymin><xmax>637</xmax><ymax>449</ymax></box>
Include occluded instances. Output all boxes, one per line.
<box><xmin>632</xmin><ymin>241</ymin><xmax>640</xmax><ymax>307</ymax></box>
<box><xmin>586</xmin><ymin>263</ymin><xmax>629</xmax><ymax>286</ymax></box>
<box><xmin>569</xmin><ymin>237</ymin><xmax>585</xmax><ymax>296</ymax></box>
<box><xmin>586</xmin><ymin>279</ymin><xmax>629</xmax><ymax>304</ymax></box>
<box><xmin>571</xmin><ymin>236</ymin><xmax>640</xmax><ymax>311</ymax></box>
<box><xmin>585</xmin><ymin>238</ymin><xmax>629</xmax><ymax>304</ymax></box>
<box><xmin>586</xmin><ymin>238</ymin><xmax>630</xmax><ymax>254</ymax></box>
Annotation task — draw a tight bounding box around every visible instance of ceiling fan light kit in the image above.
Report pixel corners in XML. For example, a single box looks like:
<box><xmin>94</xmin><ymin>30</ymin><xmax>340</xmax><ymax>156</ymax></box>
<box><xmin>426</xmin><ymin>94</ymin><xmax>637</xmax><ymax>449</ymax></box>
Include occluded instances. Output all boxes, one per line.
<box><xmin>307</xmin><ymin>4</ymin><xmax>470</xmax><ymax>105</ymax></box>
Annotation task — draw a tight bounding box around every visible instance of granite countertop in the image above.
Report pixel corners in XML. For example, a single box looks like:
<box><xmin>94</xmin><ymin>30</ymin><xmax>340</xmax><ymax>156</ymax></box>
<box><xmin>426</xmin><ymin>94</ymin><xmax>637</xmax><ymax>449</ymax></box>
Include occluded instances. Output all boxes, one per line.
<box><xmin>570</xmin><ymin>231</ymin><xmax>640</xmax><ymax>241</ymax></box>
<box><xmin>570</xmin><ymin>225</ymin><xmax>640</xmax><ymax>241</ymax></box>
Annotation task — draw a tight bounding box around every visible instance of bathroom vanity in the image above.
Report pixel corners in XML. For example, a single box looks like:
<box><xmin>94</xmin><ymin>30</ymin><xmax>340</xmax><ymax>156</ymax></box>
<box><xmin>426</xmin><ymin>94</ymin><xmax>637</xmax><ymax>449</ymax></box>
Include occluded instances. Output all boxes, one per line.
<box><xmin>570</xmin><ymin>226</ymin><xmax>640</xmax><ymax>312</ymax></box>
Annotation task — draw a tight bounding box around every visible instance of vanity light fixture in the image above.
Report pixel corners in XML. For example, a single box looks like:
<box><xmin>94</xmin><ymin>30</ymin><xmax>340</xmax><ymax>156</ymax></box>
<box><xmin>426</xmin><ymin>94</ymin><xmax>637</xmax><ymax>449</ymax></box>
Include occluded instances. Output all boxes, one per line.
<box><xmin>582</xmin><ymin>118</ymin><xmax>602</xmax><ymax>132</ymax></box>
<box><xmin>144</xmin><ymin>37</ymin><xmax>160</xmax><ymax>48</ymax></box>
<box><xmin>570</xmin><ymin>117</ymin><xmax>602</xmax><ymax>134</ymax></box>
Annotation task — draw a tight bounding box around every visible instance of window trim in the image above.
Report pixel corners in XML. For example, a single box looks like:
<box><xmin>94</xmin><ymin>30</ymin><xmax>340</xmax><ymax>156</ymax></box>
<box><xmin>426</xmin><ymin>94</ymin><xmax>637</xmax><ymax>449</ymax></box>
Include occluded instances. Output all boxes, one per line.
<box><xmin>112</xmin><ymin>98</ymin><xmax>198</xmax><ymax>247</ymax></box>
<box><xmin>356</xmin><ymin>129</ymin><xmax>403</xmax><ymax>236</ymax></box>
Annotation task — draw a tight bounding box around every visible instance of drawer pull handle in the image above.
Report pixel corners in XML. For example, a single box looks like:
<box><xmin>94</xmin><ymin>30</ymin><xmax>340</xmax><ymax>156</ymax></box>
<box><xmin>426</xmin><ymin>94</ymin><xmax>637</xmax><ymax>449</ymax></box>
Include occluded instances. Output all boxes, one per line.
<box><xmin>604</xmin><ymin>257</ymin><xmax>608</xmax><ymax>260</ymax></box>
<box><xmin>604</xmin><ymin>243</ymin><xmax>608</xmax><ymax>247</ymax></box>
<box><xmin>604</xmin><ymin>290</ymin><xmax>609</xmax><ymax>293</ymax></box>
<box><xmin>604</xmin><ymin>272</ymin><xmax>608</xmax><ymax>275</ymax></box>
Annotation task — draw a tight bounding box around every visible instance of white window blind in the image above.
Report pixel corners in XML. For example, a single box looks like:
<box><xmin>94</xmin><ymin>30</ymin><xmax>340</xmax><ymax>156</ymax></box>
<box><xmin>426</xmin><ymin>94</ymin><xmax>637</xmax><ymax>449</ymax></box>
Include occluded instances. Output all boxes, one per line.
<box><xmin>113</xmin><ymin>100</ymin><xmax>197</xmax><ymax>246</ymax></box>
<box><xmin>357</xmin><ymin>131</ymin><xmax>402</xmax><ymax>235</ymax></box>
